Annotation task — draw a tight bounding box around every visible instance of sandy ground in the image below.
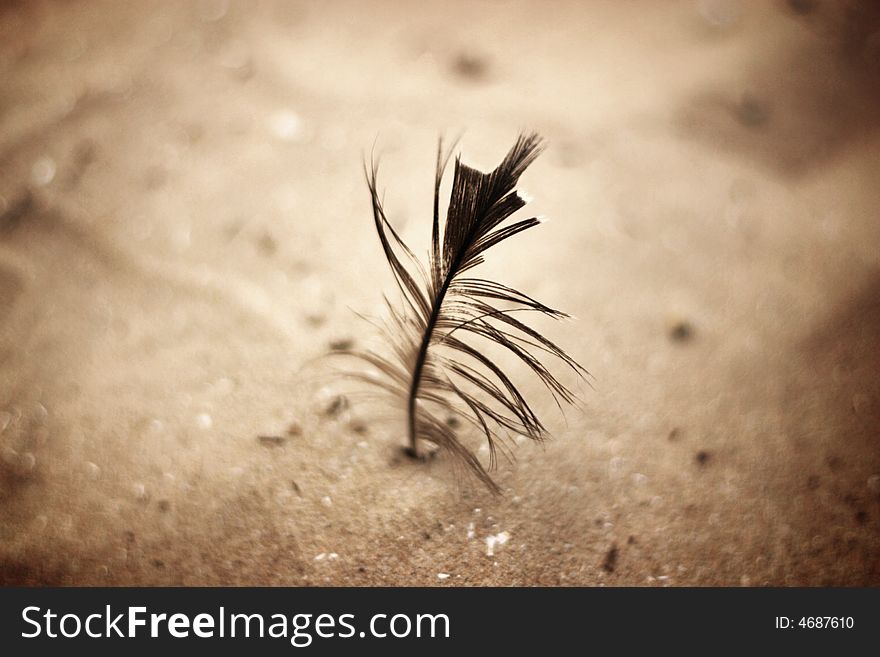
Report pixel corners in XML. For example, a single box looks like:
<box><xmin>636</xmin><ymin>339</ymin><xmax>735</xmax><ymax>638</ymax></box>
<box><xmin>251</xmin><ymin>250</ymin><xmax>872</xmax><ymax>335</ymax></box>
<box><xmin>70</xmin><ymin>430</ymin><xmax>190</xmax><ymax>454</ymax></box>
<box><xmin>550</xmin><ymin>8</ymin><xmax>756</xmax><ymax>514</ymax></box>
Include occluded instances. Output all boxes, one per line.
<box><xmin>1</xmin><ymin>0</ymin><xmax>879</xmax><ymax>586</ymax></box>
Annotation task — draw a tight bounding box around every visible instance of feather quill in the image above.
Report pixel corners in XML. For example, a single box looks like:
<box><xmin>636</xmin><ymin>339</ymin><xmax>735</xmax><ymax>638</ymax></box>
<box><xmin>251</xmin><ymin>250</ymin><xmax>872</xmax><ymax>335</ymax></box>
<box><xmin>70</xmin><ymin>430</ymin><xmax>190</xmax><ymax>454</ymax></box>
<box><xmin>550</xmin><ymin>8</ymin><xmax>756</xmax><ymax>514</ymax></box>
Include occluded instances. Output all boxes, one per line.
<box><xmin>354</xmin><ymin>133</ymin><xmax>587</xmax><ymax>492</ymax></box>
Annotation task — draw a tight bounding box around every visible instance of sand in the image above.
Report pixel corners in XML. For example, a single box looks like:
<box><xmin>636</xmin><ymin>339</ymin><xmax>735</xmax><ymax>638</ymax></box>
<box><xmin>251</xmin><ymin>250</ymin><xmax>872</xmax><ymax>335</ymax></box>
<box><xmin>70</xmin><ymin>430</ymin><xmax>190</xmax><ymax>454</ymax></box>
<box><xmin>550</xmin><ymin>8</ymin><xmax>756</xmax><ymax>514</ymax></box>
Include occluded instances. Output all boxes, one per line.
<box><xmin>1</xmin><ymin>0</ymin><xmax>878</xmax><ymax>586</ymax></box>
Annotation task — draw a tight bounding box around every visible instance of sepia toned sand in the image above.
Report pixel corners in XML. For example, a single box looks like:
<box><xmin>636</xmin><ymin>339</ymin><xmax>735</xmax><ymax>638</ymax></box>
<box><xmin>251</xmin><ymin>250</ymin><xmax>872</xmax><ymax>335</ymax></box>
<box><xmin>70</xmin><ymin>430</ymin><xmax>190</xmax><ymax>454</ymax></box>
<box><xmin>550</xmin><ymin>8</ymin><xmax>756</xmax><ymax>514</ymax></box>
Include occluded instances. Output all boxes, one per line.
<box><xmin>1</xmin><ymin>0</ymin><xmax>878</xmax><ymax>586</ymax></box>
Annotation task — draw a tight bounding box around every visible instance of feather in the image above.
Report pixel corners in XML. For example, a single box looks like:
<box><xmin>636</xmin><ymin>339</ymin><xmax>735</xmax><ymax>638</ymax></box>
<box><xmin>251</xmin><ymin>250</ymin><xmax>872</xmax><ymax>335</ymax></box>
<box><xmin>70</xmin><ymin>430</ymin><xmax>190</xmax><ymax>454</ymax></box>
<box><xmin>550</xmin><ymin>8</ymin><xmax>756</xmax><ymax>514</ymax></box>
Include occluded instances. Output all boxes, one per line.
<box><xmin>353</xmin><ymin>132</ymin><xmax>587</xmax><ymax>492</ymax></box>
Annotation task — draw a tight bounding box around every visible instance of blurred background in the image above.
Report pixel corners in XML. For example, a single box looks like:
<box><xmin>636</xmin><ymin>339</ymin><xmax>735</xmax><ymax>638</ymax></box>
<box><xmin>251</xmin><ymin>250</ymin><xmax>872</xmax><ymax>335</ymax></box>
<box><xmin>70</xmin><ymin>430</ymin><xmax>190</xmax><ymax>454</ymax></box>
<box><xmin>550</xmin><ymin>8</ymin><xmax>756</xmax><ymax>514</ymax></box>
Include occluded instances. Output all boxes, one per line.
<box><xmin>0</xmin><ymin>0</ymin><xmax>878</xmax><ymax>585</ymax></box>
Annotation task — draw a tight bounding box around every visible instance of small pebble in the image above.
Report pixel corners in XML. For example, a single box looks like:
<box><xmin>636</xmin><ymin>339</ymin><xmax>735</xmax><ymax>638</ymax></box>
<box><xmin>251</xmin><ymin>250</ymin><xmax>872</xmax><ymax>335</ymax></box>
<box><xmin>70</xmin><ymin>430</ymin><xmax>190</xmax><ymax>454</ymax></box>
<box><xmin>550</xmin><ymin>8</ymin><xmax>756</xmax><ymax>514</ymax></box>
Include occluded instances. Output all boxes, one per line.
<box><xmin>84</xmin><ymin>461</ymin><xmax>101</xmax><ymax>480</ymax></box>
<box><xmin>133</xmin><ymin>483</ymin><xmax>148</xmax><ymax>500</ymax></box>
<box><xmin>31</xmin><ymin>157</ymin><xmax>57</xmax><ymax>186</ymax></box>
<box><xmin>485</xmin><ymin>531</ymin><xmax>510</xmax><ymax>557</ymax></box>
<box><xmin>268</xmin><ymin>110</ymin><xmax>303</xmax><ymax>142</ymax></box>
<box><xmin>32</xmin><ymin>402</ymin><xmax>49</xmax><ymax>424</ymax></box>
<box><xmin>437</xmin><ymin>573</ymin><xmax>450</xmax><ymax>580</ymax></box>
<box><xmin>695</xmin><ymin>450</ymin><xmax>711</xmax><ymax>466</ymax></box>
<box><xmin>321</xmin><ymin>496</ymin><xmax>332</xmax><ymax>507</ymax></box>
<box><xmin>196</xmin><ymin>413</ymin><xmax>213</xmax><ymax>430</ymax></box>
<box><xmin>314</xmin><ymin>553</ymin><xmax>326</xmax><ymax>561</ymax></box>
<box><xmin>19</xmin><ymin>452</ymin><xmax>36</xmax><ymax>471</ymax></box>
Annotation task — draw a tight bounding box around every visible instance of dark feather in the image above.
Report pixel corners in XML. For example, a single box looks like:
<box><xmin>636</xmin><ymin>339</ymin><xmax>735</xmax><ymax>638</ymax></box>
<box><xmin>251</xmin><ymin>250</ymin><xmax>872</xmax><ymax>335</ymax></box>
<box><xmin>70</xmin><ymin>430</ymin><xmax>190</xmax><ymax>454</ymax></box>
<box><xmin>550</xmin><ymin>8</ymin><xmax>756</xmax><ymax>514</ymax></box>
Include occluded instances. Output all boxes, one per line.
<box><xmin>357</xmin><ymin>133</ymin><xmax>587</xmax><ymax>492</ymax></box>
